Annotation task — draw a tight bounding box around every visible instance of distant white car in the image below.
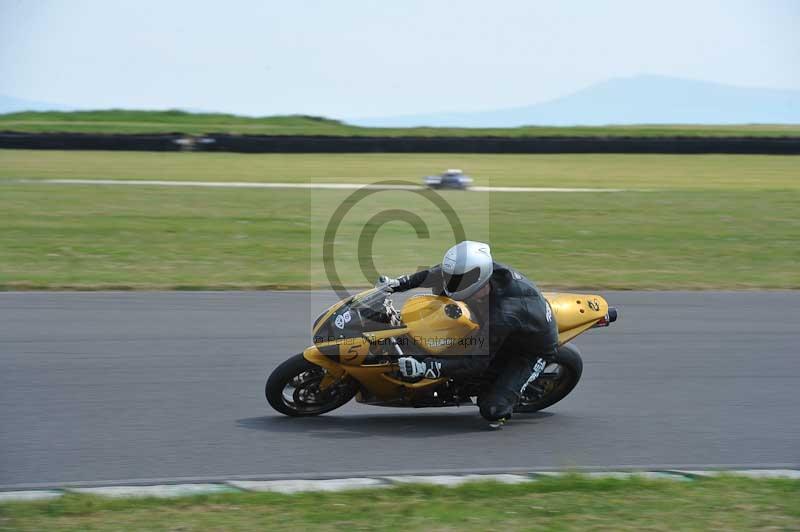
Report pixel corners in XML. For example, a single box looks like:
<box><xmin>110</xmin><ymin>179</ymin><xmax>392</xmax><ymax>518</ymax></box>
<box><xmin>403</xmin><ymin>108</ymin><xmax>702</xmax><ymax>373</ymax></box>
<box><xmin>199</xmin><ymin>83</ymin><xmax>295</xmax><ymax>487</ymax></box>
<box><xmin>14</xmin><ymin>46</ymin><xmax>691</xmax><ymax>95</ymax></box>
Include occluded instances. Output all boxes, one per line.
<box><xmin>423</xmin><ymin>169</ymin><xmax>473</xmax><ymax>190</ymax></box>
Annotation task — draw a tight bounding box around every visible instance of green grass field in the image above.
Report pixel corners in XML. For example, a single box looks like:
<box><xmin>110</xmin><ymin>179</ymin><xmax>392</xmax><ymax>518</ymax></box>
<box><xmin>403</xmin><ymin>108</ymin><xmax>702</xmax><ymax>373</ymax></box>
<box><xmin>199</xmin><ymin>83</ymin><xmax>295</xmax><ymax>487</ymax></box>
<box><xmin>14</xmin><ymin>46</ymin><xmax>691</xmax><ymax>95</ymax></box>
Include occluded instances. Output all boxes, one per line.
<box><xmin>1</xmin><ymin>477</ymin><xmax>798</xmax><ymax>531</ymax></box>
<box><xmin>2</xmin><ymin>110</ymin><xmax>799</xmax><ymax>137</ymax></box>
<box><xmin>2</xmin><ymin>150</ymin><xmax>797</xmax><ymax>189</ymax></box>
<box><xmin>0</xmin><ymin>150</ymin><xmax>798</xmax><ymax>290</ymax></box>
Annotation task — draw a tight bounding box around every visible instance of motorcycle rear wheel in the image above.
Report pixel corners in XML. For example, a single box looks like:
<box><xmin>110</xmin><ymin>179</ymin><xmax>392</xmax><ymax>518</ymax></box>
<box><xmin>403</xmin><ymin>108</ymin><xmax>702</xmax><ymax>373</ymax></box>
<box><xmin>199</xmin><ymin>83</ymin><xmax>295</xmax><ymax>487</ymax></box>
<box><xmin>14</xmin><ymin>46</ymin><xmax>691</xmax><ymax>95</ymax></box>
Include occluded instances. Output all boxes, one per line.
<box><xmin>266</xmin><ymin>354</ymin><xmax>358</xmax><ymax>416</ymax></box>
<box><xmin>514</xmin><ymin>343</ymin><xmax>583</xmax><ymax>413</ymax></box>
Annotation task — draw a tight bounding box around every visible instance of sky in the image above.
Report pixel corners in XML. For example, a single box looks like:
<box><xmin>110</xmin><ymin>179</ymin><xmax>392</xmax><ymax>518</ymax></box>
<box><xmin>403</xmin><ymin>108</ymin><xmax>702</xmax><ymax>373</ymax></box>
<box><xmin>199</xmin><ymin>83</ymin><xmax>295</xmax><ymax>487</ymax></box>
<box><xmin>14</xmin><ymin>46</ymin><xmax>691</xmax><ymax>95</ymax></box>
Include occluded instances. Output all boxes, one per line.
<box><xmin>1</xmin><ymin>0</ymin><xmax>798</xmax><ymax>119</ymax></box>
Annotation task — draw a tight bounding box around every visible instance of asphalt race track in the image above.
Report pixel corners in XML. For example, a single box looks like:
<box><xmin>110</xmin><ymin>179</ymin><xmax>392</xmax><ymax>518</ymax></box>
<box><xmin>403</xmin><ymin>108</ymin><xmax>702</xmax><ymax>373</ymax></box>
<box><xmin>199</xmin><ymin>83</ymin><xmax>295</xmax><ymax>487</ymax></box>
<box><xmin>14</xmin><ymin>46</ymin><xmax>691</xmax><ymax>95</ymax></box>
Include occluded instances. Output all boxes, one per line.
<box><xmin>1</xmin><ymin>291</ymin><xmax>798</xmax><ymax>488</ymax></box>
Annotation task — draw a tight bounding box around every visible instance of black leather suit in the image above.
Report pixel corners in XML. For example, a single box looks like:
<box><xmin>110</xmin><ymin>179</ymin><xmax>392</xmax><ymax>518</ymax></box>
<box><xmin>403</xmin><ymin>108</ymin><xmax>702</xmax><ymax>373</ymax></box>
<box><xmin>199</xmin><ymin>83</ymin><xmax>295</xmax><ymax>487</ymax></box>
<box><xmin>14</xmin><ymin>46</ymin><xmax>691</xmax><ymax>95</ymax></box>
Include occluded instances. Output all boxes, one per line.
<box><xmin>395</xmin><ymin>262</ymin><xmax>559</xmax><ymax>421</ymax></box>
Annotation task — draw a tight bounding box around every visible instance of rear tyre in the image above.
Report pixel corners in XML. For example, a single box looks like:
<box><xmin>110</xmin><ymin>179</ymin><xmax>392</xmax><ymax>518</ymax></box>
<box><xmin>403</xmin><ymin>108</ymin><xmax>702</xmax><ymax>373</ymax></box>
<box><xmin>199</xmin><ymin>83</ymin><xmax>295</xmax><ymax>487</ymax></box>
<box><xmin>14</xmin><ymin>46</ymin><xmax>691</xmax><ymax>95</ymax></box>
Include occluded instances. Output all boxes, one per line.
<box><xmin>266</xmin><ymin>354</ymin><xmax>358</xmax><ymax>417</ymax></box>
<box><xmin>514</xmin><ymin>343</ymin><xmax>583</xmax><ymax>413</ymax></box>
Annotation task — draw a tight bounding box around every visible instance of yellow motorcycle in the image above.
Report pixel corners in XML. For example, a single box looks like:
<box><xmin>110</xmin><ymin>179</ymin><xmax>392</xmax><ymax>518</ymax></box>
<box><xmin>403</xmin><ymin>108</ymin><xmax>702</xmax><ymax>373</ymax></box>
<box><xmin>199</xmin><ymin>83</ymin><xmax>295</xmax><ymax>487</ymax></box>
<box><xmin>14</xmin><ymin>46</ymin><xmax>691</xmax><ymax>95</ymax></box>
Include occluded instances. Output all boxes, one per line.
<box><xmin>266</xmin><ymin>283</ymin><xmax>617</xmax><ymax>417</ymax></box>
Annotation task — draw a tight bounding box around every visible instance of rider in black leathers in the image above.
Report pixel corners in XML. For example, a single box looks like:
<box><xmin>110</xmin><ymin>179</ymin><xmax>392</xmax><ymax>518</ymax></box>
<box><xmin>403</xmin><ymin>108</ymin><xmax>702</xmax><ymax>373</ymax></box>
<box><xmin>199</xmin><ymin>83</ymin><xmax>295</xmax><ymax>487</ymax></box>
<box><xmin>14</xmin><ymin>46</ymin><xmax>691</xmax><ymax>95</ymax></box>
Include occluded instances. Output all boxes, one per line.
<box><xmin>386</xmin><ymin>242</ymin><xmax>558</xmax><ymax>423</ymax></box>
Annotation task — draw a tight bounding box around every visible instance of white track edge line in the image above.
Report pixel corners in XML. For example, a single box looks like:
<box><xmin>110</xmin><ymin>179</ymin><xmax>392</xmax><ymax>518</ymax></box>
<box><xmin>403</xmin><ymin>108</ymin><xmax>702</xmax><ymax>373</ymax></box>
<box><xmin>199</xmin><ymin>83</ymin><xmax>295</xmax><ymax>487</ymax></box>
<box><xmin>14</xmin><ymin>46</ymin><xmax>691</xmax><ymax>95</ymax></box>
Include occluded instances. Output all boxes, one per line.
<box><xmin>0</xmin><ymin>464</ymin><xmax>800</xmax><ymax>494</ymax></box>
<box><xmin>1</xmin><ymin>468</ymin><xmax>797</xmax><ymax>500</ymax></box>
<box><xmin>7</xmin><ymin>178</ymin><xmax>642</xmax><ymax>193</ymax></box>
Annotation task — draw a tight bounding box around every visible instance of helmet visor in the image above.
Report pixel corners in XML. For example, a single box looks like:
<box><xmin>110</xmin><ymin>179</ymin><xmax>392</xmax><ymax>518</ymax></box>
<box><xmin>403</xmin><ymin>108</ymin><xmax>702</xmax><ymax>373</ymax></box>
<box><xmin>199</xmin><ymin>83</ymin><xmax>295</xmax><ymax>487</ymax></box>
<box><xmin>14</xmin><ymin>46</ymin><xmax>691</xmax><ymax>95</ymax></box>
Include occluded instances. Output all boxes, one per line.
<box><xmin>443</xmin><ymin>266</ymin><xmax>482</xmax><ymax>294</ymax></box>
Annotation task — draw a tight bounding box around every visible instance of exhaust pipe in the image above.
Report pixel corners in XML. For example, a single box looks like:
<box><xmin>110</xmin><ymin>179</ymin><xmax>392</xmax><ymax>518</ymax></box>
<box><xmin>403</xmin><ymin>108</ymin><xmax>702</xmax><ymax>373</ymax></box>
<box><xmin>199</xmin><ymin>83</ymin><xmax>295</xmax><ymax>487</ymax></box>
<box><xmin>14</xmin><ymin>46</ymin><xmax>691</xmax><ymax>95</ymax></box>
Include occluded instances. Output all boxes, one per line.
<box><xmin>592</xmin><ymin>306</ymin><xmax>619</xmax><ymax>328</ymax></box>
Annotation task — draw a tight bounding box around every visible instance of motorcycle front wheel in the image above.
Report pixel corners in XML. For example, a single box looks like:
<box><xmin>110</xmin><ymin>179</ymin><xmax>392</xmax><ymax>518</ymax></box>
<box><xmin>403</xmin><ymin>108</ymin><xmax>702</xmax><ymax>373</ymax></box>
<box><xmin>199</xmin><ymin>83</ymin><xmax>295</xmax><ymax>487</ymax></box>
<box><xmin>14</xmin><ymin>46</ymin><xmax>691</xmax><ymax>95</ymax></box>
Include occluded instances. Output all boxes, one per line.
<box><xmin>514</xmin><ymin>343</ymin><xmax>583</xmax><ymax>413</ymax></box>
<box><xmin>265</xmin><ymin>354</ymin><xmax>358</xmax><ymax>416</ymax></box>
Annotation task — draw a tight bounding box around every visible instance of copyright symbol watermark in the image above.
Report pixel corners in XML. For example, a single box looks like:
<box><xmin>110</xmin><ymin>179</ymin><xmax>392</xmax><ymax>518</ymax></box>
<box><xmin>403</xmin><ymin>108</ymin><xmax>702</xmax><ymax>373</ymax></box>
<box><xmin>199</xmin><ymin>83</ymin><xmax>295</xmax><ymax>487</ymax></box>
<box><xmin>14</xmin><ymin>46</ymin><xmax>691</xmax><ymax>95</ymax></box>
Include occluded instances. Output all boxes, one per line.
<box><xmin>318</xmin><ymin>180</ymin><xmax>468</xmax><ymax>299</ymax></box>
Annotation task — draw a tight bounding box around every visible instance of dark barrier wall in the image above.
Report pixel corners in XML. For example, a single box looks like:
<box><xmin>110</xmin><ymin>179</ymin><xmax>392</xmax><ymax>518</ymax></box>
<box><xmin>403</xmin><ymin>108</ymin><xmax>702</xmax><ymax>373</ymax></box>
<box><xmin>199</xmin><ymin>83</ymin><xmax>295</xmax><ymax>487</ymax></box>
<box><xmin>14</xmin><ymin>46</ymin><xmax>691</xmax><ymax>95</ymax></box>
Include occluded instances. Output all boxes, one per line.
<box><xmin>208</xmin><ymin>134</ymin><xmax>800</xmax><ymax>154</ymax></box>
<box><xmin>1</xmin><ymin>132</ymin><xmax>799</xmax><ymax>154</ymax></box>
<box><xmin>0</xmin><ymin>132</ymin><xmax>185</xmax><ymax>151</ymax></box>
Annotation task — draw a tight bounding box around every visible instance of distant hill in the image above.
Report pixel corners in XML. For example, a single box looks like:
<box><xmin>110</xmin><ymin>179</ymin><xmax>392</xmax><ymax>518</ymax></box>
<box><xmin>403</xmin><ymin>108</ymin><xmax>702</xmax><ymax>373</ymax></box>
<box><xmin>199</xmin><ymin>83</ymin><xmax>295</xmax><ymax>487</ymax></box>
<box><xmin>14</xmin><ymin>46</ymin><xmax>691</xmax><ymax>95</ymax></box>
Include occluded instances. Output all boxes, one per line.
<box><xmin>350</xmin><ymin>75</ymin><xmax>800</xmax><ymax>127</ymax></box>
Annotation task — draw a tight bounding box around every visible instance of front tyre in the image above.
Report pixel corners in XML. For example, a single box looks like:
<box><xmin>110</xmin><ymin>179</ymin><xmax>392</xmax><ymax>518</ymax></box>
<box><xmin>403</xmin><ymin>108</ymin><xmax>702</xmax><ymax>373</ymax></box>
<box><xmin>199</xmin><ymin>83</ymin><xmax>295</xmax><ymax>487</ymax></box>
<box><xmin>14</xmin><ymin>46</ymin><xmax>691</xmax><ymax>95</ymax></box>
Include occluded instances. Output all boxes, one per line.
<box><xmin>514</xmin><ymin>343</ymin><xmax>583</xmax><ymax>413</ymax></box>
<box><xmin>266</xmin><ymin>354</ymin><xmax>358</xmax><ymax>416</ymax></box>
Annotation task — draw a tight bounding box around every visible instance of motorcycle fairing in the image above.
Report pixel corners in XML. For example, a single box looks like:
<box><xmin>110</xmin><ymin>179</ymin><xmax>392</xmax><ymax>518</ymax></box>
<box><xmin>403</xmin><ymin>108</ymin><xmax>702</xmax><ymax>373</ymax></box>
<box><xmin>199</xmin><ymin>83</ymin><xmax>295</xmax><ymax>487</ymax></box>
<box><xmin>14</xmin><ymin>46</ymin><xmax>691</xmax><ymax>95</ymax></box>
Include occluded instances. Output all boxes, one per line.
<box><xmin>543</xmin><ymin>292</ymin><xmax>610</xmax><ymax>344</ymax></box>
<box><xmin>303</xmin><ymin>289</ymin><xmax>611</xmax><ymax>403</ymax></box>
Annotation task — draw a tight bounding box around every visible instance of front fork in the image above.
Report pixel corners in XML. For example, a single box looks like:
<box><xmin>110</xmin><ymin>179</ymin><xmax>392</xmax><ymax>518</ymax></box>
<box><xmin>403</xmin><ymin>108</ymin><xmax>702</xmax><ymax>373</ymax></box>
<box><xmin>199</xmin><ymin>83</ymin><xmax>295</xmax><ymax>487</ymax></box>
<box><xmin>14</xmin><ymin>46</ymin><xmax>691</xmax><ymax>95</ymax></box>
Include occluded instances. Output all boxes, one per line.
<box><xmin>302</xmin><ymin>345</ymin><xmax>347</xmax><ymax>391</ymax></box>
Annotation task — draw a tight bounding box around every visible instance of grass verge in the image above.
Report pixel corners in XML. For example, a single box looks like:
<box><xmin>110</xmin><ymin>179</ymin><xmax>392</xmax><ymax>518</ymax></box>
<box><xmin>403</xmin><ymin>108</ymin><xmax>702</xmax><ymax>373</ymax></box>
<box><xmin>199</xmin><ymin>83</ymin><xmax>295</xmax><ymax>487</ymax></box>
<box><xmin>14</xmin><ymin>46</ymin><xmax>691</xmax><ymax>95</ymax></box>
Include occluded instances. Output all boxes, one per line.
<box><xmin>1</xmin><ymin>476</ymin><xmax>799</xmax><ymax>531</ymax></box>
<box><xmin>0</xmin><ymin>185</ymin><xmax>797</xmax><ymax>289</ymax></box>
<box><xmin>2</xmin><ymin>110</ymin><xmax>799</xmax><ymax>137</ymax></box>
<box><xmin>2</xmin><ymin>150</ymin><xmax>799</xmax><ymax>190</ymax></box>
<box><xmin>1</xmin><ymin>150</ymin><xmax>797</xmax><ymax>290</ymax></box>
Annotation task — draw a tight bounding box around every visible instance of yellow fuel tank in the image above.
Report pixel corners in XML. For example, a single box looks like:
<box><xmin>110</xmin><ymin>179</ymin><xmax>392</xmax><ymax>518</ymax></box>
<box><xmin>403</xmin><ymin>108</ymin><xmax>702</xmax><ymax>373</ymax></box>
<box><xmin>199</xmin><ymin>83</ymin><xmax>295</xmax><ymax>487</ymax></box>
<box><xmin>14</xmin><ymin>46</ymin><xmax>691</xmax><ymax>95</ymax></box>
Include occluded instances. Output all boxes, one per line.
<box><xmin>401</xmin><ymin>295</ymin><xmax>479</xmax><ymax>354</ymax></box>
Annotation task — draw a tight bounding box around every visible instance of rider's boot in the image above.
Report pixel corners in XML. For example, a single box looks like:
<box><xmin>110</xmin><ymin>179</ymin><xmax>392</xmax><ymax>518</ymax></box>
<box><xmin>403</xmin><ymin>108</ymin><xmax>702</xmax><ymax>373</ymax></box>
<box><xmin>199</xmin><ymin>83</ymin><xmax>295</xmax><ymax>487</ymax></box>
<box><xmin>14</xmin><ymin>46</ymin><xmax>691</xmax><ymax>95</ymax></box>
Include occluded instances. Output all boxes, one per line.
<box><xmin>487</xmin><ymin>417</ymin><xmax>508</xmax><ymax>430</ymax></box>
<box><xmin>479</xmin><ymin>390</ymin><xmax>516</xmax><ymax>428</ymax></box>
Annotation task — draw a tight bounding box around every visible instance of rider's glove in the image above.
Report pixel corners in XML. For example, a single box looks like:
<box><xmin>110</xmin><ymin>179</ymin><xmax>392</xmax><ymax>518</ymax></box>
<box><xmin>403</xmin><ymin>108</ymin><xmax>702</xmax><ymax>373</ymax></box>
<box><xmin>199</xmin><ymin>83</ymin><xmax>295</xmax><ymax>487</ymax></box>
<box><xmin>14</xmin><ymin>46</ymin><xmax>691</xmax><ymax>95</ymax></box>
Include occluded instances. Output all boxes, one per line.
<box><xmin>398</xmin><ymin>357</ymin><xmax>443</xmax><ymax>379</ymax></box>
<box><xmin>377</xmin><ymin>275</ymin><xmax>402</xmax><ymax>292</ymax></box>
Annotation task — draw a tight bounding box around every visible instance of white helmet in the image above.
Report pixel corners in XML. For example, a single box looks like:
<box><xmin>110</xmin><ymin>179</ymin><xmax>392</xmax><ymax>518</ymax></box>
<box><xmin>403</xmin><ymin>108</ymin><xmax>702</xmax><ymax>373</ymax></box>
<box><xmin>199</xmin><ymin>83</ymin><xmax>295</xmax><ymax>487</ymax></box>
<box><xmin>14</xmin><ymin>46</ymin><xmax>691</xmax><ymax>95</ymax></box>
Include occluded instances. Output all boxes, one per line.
<box><xmin>441</xmin><ymin>241</ymin><xmax>493</xmax><ymax>301</ymax></box>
